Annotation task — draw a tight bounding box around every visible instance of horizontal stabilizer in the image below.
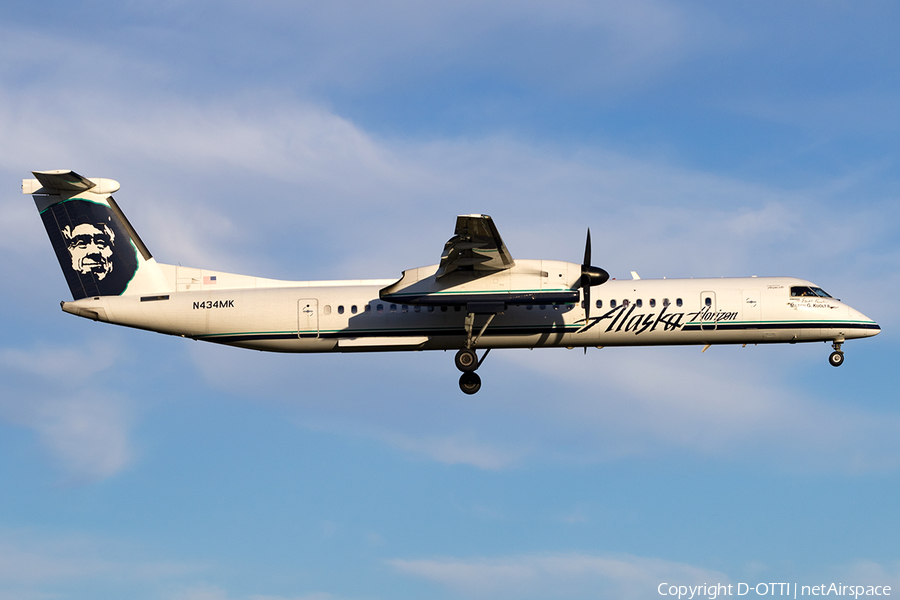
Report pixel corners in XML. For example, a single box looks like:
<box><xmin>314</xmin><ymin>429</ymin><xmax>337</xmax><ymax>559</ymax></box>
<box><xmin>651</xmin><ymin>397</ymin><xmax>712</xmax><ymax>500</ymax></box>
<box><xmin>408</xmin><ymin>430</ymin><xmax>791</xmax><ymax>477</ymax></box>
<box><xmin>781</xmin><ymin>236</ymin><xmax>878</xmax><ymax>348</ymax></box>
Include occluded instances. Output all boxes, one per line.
<box><xmin>23</xmin><ymin>170</ymin><xmax>120</xmax><ymax>196</ymax></box>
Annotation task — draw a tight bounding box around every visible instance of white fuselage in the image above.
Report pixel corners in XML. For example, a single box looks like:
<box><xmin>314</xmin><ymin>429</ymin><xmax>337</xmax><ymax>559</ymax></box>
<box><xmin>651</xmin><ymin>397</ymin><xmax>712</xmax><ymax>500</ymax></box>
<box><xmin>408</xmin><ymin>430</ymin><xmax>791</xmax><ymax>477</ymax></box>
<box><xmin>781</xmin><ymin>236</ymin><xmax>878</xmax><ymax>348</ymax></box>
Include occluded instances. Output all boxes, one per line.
<box><xmin>60</xmin><ymin>260</ymin><xmax>880</xmax><ymax>353</ymax></box>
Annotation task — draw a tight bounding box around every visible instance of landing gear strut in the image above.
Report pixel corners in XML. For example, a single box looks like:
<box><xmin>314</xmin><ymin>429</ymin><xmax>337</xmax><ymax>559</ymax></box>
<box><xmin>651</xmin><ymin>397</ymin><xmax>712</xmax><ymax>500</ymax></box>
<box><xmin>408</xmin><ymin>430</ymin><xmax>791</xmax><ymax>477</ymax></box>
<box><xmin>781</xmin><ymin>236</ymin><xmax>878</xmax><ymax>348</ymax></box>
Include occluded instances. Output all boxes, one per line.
<box><xmin>829</xmin><ymin>340</ymin><xmax>844</xmax><ymax>367</ymax></box>
<box><xmin>454</xmin><ymin>309</ymin><xmax>498</xmax><ymax>394</ymax></box>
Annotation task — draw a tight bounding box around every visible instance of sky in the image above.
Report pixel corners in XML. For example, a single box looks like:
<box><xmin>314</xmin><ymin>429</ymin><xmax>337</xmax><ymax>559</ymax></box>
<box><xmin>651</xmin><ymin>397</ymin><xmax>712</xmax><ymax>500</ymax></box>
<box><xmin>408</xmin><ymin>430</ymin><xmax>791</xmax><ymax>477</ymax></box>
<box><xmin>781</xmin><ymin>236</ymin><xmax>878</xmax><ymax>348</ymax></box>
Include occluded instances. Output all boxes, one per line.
<box><xmin>1</xmin><ymin>1</ymin><xmax>899</xmax><ymax>599</ymax></box>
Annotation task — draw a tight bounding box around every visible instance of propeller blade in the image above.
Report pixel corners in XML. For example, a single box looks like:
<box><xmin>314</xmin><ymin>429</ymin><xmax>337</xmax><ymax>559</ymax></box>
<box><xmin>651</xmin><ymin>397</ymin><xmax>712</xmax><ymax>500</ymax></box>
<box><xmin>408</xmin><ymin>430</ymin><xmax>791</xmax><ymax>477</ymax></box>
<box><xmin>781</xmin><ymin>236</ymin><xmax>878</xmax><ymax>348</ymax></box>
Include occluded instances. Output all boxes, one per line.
<box><xmin>581</xmin><ymin>229</ymin><xmax>592</xmax><ymax>322</ymax></box>
<box><xmin>583</xmin><ymin>228</ymin><xmax>591</xmax><ymax>268</ymax></box>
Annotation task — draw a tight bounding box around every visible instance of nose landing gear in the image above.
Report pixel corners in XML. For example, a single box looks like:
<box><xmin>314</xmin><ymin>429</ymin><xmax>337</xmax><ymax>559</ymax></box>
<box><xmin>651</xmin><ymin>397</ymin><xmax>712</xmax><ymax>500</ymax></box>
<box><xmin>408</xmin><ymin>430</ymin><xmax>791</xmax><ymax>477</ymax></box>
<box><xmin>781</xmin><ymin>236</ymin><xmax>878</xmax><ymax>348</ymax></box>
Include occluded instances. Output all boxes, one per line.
<box><xmin>829</xmin><ymin>340</ymin><xmax>845</xmax><ymax>367</ymax></box>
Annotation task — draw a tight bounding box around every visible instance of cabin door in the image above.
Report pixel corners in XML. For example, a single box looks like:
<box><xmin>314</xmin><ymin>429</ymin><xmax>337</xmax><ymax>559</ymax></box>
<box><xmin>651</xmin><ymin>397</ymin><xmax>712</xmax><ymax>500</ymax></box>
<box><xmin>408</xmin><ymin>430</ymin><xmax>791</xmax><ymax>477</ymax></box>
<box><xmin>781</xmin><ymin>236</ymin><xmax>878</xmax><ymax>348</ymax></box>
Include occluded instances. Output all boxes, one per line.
<box><xmin>298</xmin><ymin>299</ymin><xmax>319</xmax><ymax>337</ymax></box>
<box><xmin>700</xmin><ymin>291</ymin><xmax>717</xmax><ymax>331</ymax></box>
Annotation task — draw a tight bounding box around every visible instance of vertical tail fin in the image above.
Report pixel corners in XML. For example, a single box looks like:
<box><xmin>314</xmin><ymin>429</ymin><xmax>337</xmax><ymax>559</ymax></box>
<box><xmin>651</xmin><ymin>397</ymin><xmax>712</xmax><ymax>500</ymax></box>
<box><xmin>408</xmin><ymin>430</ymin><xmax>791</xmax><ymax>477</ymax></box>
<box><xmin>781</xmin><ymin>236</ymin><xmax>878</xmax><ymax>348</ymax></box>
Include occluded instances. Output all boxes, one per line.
<box><xmin>25</xmin><ymin>170</ymin><xmax>171</xmax><ymax>300</ymax></box>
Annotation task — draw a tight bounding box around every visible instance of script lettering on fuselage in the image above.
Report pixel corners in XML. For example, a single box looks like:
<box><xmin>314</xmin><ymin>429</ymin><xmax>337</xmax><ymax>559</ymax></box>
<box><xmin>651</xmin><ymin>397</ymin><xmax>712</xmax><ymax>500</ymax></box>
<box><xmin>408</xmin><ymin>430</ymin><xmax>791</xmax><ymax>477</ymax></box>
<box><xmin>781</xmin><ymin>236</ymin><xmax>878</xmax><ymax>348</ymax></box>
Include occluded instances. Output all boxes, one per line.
<box><xmin>585</xmin><ymin>304</ymin><xmax>738</xmax><ymax>335</ymax></box>
<box><xmin>787</xmin><ymin>298</ymin><xmax>838</xmax><ymax>310</ymax></box>
<box><xmin>192</xmin><ymin>300</ymin><xmax>235</xmax><ymax>309</ymax></box>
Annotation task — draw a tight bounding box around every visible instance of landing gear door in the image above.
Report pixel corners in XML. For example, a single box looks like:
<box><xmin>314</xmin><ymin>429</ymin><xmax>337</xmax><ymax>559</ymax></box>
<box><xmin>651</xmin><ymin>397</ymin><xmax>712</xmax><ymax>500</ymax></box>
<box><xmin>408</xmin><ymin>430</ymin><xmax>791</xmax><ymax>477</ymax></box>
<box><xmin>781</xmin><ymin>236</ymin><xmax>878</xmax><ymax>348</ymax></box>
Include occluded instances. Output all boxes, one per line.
<box><xmin>700</xmin><ymin>291</ymin><xmax>716</xmax><ymax>331</ymax></box>
<box><xmin>298</xmin><ymin>299</ymin><xmax>319</xmax><ymax>338</ymax></box>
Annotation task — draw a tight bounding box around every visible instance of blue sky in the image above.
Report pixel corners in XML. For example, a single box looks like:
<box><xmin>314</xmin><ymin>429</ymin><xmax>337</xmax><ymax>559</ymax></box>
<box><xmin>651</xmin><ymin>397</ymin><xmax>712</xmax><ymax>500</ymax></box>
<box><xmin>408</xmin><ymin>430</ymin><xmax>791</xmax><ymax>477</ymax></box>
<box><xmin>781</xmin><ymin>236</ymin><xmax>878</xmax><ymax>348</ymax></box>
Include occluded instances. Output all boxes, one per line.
<box><xmin>1</xmin><ymin>2</ymin><xmax>899</xmax><ymax>599</ymax></box>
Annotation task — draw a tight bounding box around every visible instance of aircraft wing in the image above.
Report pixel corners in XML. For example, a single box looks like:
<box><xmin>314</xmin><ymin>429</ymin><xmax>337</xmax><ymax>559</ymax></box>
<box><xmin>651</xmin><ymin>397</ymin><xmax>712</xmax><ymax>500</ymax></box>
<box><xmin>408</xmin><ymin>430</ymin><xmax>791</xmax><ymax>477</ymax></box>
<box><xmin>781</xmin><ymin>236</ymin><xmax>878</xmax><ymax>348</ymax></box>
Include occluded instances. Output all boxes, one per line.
<box><xmin>435</xmin><ymin>214</ymin><xmax>515</xmax><ymax>278</ymax></box>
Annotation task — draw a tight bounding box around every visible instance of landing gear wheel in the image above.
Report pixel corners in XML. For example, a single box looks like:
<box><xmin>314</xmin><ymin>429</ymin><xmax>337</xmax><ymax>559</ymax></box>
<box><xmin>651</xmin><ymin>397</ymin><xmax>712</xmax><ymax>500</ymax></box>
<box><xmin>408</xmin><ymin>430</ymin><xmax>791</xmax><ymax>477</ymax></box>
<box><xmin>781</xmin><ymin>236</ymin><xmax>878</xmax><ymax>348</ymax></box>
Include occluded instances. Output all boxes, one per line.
<box><xmin>459</xmin><ymin>372</ymin><xmax>482</xmax><ymax>395</ymax></box>
<box><xmin>829</xmin><ymin>351</ymin><xmax>845</xmax><ymax>367</ymax></box>
<box><xmin>455</xmin><ymin>348</ymin><xmax>479</xmax><ymax>372</ymax></box>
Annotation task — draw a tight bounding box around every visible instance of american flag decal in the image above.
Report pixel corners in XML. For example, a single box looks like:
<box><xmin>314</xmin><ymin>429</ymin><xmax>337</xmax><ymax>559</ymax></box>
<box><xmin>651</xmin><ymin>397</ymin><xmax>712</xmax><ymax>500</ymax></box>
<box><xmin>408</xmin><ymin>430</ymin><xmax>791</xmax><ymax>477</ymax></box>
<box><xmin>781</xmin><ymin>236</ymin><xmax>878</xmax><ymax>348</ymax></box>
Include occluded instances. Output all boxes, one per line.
<box><xmin>204</xmin><ymin>275</ymin><xmax>217</xmax><ymax>284</ymax></box>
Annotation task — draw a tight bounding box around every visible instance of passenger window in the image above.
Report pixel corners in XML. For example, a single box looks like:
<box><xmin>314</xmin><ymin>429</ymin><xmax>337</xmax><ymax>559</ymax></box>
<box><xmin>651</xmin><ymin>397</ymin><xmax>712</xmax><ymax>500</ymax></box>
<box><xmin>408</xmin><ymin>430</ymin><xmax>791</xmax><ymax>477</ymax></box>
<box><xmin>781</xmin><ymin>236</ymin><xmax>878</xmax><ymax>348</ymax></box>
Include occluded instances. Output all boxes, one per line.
<box><xmin>441</xmin><ymin>306</ymin><xmax>448</xmax><ymax>312</ymax></box>
<box><xmin>428</xmin><ymin>306</ymin><xmax>435</xmax><ymax>313</ymax></box>
<box><xmin>676</xmin><ymin>298</ymin><xmax>683</xmax><ymax>307</ymax></box>
<box><xmin>351</xmin><ymin>305</ymin><xmax>358</xmax><ymax>314</ymax></box>
<box><xmin>323</xmin><ymin>305</ymin><xmax>332</xmax><ymax>315</ymax></box>
<box><xmin>414</xmin><ymin>305</ymin><xmax>421</xmax><ymax>312</ymax></box>
<box><xmin>454</xmin><ymin>306</ymin><xmax>461</xmax><ymax>312</ymax></box>
<box><xmin>377</xmin><ymin>304</ymin><xmax>384</xmax><ymax>313</ymax></box>
<box><xmin>636</xmin><ymin>299</ymin><xmax>642</xmax><ymax>308</ymax></box>
<box><xmin>390</xmin><ymin>304</ymin><xmax>397</xmax><ymax>313</ymax></box>
<box><xmin>704</xmin><ymin>297</ymin><xmax>712</xmax><ymax>307</ymax></box>
<box><xmin>663</xmin><ymin>298</ymin><xmax>670</xmax><ymax>307</ymax></box>
<box><xmin>596</xmin><ymin>299</ymin><xmax>602</xmax><ymax>308</ymax></box>
<box><xmin>540</xmin><ymin>305</ymin><xmax>546</xmax><ymax>310</ymax></box>
<box><xmin>365</xmin><ymin>304</ymin><xmax>371</xmax><ymax>313</ymax></box>
<box><xmin>649</xmin><ymin>299</ymin><xmax>656</xmax><ymax>308</ymax></box>
<box><xmin>623</xmin><ymin>299</ymin><xmax>630</xmax><ymax>307</ymax></box>
<box><xmin>401</xmin><ymin>304</ymin><xmax>408</xmax><ymax>313</ymax></box>
<box><xmin>611</xmin><ymin>299</ymin><xmax>617</xmax><ymax>308</ymax></box>
<box><xmin>527</xmin><ymin>305</ymin><xmax>533</xmax><ymax>310</ymax></box>
<box><xmin>337</xmin><ymin>305</ymin><xmax>344</xmax><ymax>314</ymax></box>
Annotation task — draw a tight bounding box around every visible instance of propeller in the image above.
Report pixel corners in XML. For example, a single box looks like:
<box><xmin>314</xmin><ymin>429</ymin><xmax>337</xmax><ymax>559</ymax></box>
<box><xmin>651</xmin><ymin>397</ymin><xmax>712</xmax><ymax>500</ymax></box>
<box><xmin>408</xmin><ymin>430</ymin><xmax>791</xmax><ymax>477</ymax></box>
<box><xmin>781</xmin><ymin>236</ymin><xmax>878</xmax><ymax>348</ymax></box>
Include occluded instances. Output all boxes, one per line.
<box><xmin>579</xmin><ymin>228</ymin><xmax>610</xmax><ymax>325</ymax></box>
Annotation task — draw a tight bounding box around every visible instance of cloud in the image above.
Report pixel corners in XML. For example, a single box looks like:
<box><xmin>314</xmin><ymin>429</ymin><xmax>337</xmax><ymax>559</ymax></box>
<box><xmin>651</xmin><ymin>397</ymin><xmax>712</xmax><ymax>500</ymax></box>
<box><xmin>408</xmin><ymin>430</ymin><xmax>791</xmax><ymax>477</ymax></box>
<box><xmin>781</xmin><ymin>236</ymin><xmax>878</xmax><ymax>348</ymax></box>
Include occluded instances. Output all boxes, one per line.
<box><xmin>0</xmin><ymin>529</ymin><xmax>346</xmax><ymax>600</ymax></box>
<box><xmin>351</xmin><ymin>430</ymin><xmax>527</xmax><ymax>471</ymax></box>
<box><xmin>0</xmin><ymin>531</ymin><xmax>199</xmax><ymax>588</ymax></box>
<box><xmin>829</xmin><ymin>561</ymin><xmax>900</xmax><ymax>591</ymax></box>
<box><xmin>185</xmin><ymin>331</ymin><xmax>900</xmax><ymax>474</ymax></box>
<box><xmin>498</xmin><ymin>346</ymin><xmax>900</xmax><ymax>472</ymax></box>
<box><xmin>102</xmin><ymin>0</ymin><xmax>713</xmax><ymax>96</ymax></box>
<box><xmin>390</xmin><ymin>553</ymin><xmax>900</xmax><ymax>600</ymax></box>
<box><xmin>168</xmin><ymin>584</ymin><xmax>346</xmax><ymax>600</ymax></box>
<box><xmin>2</xmin><ymin>46</ymin><xmax>896</xmax><ymax>291</ymax></box>
<box><xmin>389</xmin><ymin>552</ymin><xmax>730</xmax><ymax>600</ymax></box>
<box><xmin>0</xmin><ymin>341</ymin><xmax>136</xmax><ymax>481</ymax></box>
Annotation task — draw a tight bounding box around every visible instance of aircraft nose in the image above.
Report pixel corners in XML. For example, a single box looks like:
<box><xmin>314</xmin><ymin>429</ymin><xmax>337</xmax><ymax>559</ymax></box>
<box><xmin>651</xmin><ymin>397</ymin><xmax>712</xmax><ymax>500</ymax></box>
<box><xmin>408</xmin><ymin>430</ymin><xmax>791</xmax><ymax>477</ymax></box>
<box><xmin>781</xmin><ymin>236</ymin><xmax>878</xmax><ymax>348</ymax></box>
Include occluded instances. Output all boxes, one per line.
<box><xmin>849</xmin><ymin>306</ymin><xmax>880</xmax><ymax>337</ymax></box>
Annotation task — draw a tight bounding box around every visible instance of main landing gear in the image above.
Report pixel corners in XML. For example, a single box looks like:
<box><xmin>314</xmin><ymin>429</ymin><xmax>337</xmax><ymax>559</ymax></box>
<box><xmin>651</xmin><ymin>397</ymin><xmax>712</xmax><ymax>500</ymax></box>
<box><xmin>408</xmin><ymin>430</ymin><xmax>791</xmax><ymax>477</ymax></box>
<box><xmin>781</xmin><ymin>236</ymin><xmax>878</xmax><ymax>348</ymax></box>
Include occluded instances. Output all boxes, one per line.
<box><xmin>455</xmin><ymin>347</ymin><xmax>491</xmax><ymax>395</ymax></box>
<box><xmin>455</xmin><ymin>310</ymin><xmax>496</xmax><ymax>395</ymax></box>
<box><xmin>829</xmin><ymin>340</ymin><xmax>845</xmax><ymax>367</ymax></box>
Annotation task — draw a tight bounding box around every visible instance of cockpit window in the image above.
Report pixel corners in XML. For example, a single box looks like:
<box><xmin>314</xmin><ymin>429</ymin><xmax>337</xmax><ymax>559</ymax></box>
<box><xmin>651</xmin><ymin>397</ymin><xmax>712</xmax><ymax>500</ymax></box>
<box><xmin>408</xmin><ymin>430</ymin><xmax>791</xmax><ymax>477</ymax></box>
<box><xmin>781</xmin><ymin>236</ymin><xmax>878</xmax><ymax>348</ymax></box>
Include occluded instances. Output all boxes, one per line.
<box><xmin>791</xmin><ymin>286</ymin><xmax>833</xmax><ymax>298</ymax></box>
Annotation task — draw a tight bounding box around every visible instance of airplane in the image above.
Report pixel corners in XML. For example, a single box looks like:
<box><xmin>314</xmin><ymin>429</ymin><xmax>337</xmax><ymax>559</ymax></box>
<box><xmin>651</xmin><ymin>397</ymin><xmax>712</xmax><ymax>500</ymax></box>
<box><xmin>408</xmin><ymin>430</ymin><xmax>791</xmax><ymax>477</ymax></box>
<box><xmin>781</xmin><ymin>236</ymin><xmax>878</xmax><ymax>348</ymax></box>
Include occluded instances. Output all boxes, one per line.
<box><xmin>25</xmin><ymin>169</ymin><xmax>881</xmax><ymax>394</ymax></box>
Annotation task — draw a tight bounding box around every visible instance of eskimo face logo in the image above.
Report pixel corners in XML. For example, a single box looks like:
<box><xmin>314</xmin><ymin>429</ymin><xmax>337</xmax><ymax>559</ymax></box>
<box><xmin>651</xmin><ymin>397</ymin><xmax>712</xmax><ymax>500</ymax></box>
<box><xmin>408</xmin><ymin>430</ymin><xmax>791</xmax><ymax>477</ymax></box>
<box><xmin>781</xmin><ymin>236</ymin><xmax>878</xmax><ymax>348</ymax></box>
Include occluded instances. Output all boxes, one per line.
<box><xmin>41</xmin><ymin>199</ymin><xmax>139</xmax><ymax>299</ymax></box>
<box><xmin>62</xmin><ymin>222</ymin><xmax>116</xmax><ymax>280</ymax></box>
